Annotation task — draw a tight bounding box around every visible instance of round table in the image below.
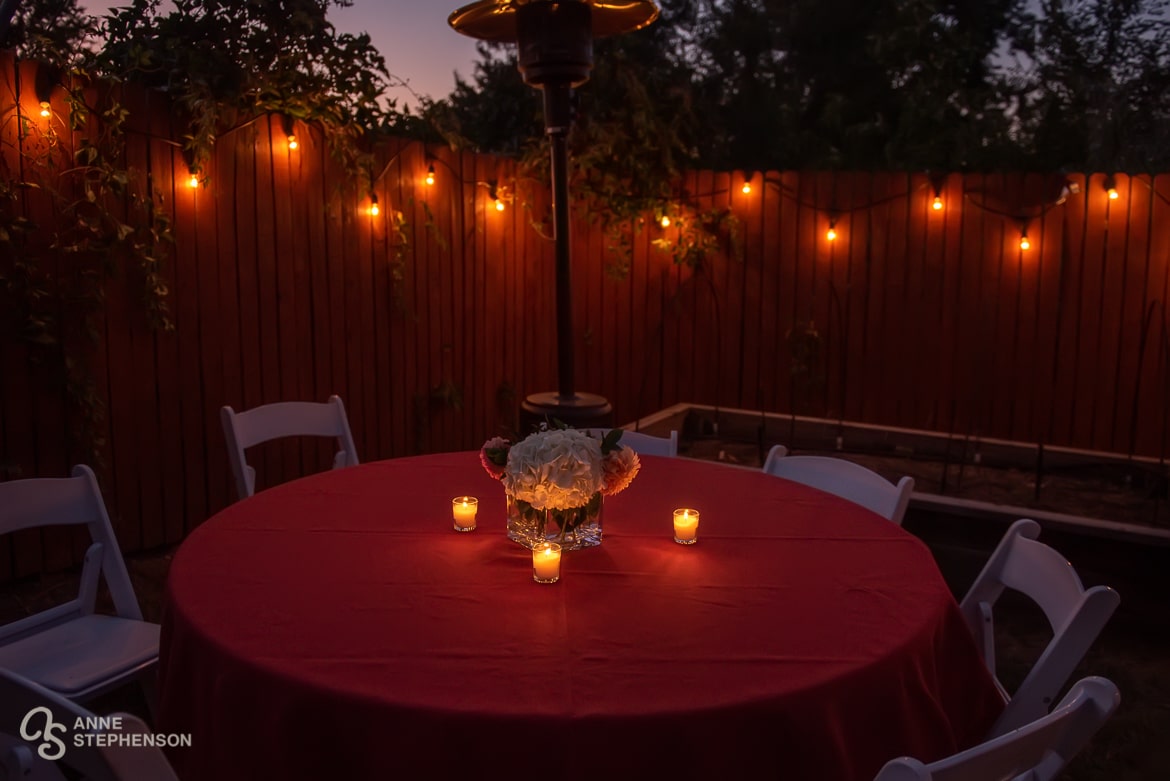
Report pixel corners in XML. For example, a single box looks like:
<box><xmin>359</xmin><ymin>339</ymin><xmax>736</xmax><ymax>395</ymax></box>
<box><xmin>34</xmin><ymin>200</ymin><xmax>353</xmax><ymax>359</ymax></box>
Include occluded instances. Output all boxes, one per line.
<box><xmin>158</xmin><ymin>453</ymin><xmax>1002</xmax><ymax>780</ymax></box>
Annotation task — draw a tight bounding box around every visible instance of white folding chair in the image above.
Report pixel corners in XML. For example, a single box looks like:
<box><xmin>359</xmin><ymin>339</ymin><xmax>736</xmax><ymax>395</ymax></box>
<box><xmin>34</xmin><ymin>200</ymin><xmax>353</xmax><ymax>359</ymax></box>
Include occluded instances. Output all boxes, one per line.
<box><xmin>873</xmin><ymin>676</ymin><xmax>1119</xmax><ymax>781</ymax></box>
<box><xmin>761</xmin><ymin>445</ymin><xmax>914</xmax><ymax>524</ymax></box>
<box><xmin>0</xmin><ymin>668</ymin><xmax>179</xmax><ymax>781</ymax></box>
<box><xmin>959</xmin><ymin>519</ymin><xmax>1120</xmax><ymax>737</ymax></box>
<box><xmin>221</xmin><ymin>394</ymin><xmax>359</xmax><ymax>500</ymax></box>
<box><xmin>580</xmin><ymin>428</ymin><xmax>679</xmax><ymax>457</ymax></box>
<box><xmin>0</xmin><ymin>466</ymin><xmax>159</xmax><ymax>707</ymax></box>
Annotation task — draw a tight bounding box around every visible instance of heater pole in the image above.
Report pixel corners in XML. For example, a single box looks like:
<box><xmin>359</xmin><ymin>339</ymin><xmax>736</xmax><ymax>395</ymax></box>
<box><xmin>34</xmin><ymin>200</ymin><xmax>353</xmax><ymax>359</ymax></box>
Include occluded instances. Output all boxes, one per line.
<box><xmin>450</xmin><ymin>0</ymin><xmax>660</xmax><ymax>429</ymax></box>
<box><xmin>545</xmin><ymin>86</ymin><xmax>575</xmax><ymax>401</ymax></box>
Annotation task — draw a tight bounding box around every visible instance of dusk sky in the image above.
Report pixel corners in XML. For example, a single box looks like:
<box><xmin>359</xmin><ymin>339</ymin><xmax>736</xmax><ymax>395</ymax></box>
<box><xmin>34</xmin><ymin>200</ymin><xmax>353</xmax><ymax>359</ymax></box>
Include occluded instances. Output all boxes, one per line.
<box><xmin>82</xmin><ymin>0</ymin><xmax>486</xmax><ymax>109</ymax></box>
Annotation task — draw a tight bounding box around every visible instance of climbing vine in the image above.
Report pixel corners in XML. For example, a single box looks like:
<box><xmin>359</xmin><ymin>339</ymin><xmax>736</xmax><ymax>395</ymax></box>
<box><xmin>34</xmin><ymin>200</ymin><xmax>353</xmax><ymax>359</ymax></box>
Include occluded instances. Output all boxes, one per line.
<box><xmin>0</xmin><ymin>61</ymin><xmax>177</xmax><ymax>464</ymax></box>
<box><xmin>0</xmin><ymin>0</ymin><xmax>417</xmax><ymax>466</ymax></box>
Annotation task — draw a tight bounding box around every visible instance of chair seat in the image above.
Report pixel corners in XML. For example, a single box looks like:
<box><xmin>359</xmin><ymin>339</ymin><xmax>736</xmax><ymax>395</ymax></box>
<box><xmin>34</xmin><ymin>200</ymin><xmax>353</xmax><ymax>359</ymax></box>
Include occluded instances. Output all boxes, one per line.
<box><xmin>0</xmin><ymin>615</ymin><xmax>159</xmax><ymax>696</ymax></box>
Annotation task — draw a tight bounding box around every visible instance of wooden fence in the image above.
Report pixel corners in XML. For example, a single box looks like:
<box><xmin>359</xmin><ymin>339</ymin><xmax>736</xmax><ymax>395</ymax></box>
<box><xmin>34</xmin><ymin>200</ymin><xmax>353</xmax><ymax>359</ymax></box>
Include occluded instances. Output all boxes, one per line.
<box><xmin>4</xmin><ymin>52</ymin><xmax>1170</xmax><ymax>577</ymax></box>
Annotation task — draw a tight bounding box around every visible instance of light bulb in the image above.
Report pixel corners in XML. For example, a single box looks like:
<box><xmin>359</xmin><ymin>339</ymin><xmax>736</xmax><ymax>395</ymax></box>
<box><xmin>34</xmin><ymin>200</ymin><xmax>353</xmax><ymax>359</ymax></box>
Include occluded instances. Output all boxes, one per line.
<box><xmin>39</xmin><ymin>101</ymin><xmax>50</xmax><ymax>118</ymax></box>
<box><xmin>494</xmin><ymin>199</ymin><xmax>505</xmax><ymax>212</ymax></box>
<box><xmin>370</xmin><ymin>195</ymin><xmax>380</xmax><ymax>217</ymax></box>
<box><xmin>1107</xmin><ymin>188</ymin><xmax>1118</xmax><ymax>200</ymax></box>
<box><xmin>287</xmin><ymin>134</ymin><xmax>298</xmax><ymax>150</ymax></box>
<box><xmin>741</xmin><ymin>182</ymin><xmax>752</xmax><ymax>195</ymax></box>
<box><xmin>425</xmin><ymin>165</ymin><xmax>435</xmax><ymax>186</ymax></box>
<box><xmin>660</xmin><ymin>215</ymin><xmax>671</xmax><ymax>228</ymax></box>
<box><xmin>187</xmin><ymin>174</ymin><xmax>199</xmax><ymax>189</ymax></box>
<box><xmin>826</xmin><ymin>227</ymin><xmax>837</xmax><ymax>241</ymax></box>
<box><xmin>1019</xmin><ymin>235</ymin><xmax>1030</xmax><ymax>250</ymax></box>
<box><xmin>932</xmin><ymin>196</ymin><xmax>943</xmax><ymax>211</ymax></box>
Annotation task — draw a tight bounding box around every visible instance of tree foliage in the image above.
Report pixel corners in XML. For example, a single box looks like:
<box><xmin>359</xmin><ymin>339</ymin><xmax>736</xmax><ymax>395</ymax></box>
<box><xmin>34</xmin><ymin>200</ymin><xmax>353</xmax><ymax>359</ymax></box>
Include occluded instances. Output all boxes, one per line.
<box><xmin>444</xmin><ymin>0</ymin><xmax>1170</xmax><ymax>174</ymax></box>
<box><xmin>94</xmin><ymin>0</ymin><xmax>402</xmax><ymax>176</ymax></box>
<box><xmin>1004</xmin><ymin>0</ymin><xmax>1170</xmax><ymax>172</ymax></box>
<box><xmin>0</xmin><ymin>0</ymin><xmax>96</xmax><ymax>67</ymax></box>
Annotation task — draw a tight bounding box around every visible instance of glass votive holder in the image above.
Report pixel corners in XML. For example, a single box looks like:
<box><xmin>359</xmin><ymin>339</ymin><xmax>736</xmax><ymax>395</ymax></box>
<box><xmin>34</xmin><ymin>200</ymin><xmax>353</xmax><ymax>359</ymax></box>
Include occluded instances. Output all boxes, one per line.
<box><xmin>673</xmin><ymin>508</ymin><xmax>700</xmax><ymax>545</ymax></box>
<box><xmin>452</xmin><ymin>496</ymin><xmax>478</xmax><ymax>532</ymax></box>
<box><xmin>532</xmin><ymin>542</ymin><xmax>562</xmax><ymax>584</ymax></box>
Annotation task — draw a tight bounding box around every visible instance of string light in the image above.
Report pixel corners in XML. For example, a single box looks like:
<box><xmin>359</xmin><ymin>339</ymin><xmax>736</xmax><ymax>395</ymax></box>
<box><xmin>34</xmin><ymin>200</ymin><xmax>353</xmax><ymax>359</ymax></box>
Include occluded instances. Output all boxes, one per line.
<box><xmin>1019</xmin><ymin>231</ymin><xmax>1030</xmax><ymax>251</ymax></box>
<box><xmin>826</xmin><ymin>227</ymin><xmax>837</xmax><ymax>241</ymax></box>
<box><xmin>932</xmin><ymin>195</ymin><xmax>943</xmax><ymax>211</ymax></box>
<box><xmin>494</xmin><ymin>198</ymin><xmax>505</xmax><ymax>212</ymax></box>
<box><xmin>280</xmin><ymin>115</ymin><xmax>297</xmax><ymax>151</ymax></box>
<box><xmin>660</xmin><ymin>215</ymin><xmax>671</xmax><ymax>228</ymax></box>
<box><xmin>187</xmin><ymin>172</ymin><xmax>199</xmax><ymax>189</ymax></box>
<box><xmin>369</xmin><ymin>194</ymin><xmax>380</xmax><ymax>217</ymax></box>
<box><xmin>1104</xmin><ymin>174</ymin><xmax>1119</xmax><ymax>201</ymax></box>
<box><xmin>33</xmin><ymin>67</ymin><xmax>54</xmax><ymax>119</ymax></box>
<box><xmin>425</xmin><ymin>164</ymin><xmax>436</xmax><ymax>186</ymax></box>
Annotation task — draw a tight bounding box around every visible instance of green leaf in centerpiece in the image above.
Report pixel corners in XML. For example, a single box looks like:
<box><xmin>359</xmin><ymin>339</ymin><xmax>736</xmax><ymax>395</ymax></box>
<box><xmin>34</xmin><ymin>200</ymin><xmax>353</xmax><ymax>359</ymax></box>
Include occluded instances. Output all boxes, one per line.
<box><xmin>600</xmin><ymin>428</ymin><xmax>623</xmax><ymax>455</ymax></box>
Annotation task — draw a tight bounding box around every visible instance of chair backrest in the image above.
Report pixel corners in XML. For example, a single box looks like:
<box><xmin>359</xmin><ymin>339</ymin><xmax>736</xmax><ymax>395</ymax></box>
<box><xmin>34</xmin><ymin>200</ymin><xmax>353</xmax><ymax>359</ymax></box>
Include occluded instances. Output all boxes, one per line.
<box><xmin>581</xmin><ymin>428</ymin><xmax>679</xmax><ymax>457</ymax></box>
<box><xmin>221</xmin><ymin>394</ymin><xmax>359</xmax><ymax>500</ymax></box>
<box><xmin>873</xmin><ymin>676</ymin><xmax>1119</xmax><ymax>781</ymax></box>
<box><xmin>0</xmin><ymin>668</ymin><xmax>178</xmax><ymax>781</ymax></box>
<box><xmin>760</xmin><ymin>446</ymin><xmax>914</xmax><ymax>524</ymax></box>
<box><xmin>0</xmin><ymin>465</ymin><xmax>143</xmax><ymax>634</ymax></box>
<box><xmin>959</xmin><ymin>519</ymin><xmax>1120</xmax><ymax>737</ymax></box>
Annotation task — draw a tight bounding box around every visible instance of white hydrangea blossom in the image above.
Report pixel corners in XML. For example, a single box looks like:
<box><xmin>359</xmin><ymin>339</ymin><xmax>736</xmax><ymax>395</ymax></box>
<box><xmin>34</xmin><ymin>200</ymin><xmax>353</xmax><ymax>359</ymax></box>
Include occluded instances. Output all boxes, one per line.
<box><xmin>503</xmin><ymin>428</ymin><xmax>604</xmax><ymax>510</ymax></box>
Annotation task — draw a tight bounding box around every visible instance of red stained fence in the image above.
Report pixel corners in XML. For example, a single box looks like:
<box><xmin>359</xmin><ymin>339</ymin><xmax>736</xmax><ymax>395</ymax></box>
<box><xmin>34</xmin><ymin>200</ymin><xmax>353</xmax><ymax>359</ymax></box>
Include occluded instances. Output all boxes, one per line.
<box><xmin>3</xmin><ymin>53</ymin><xmax>1170</xmax><ymax>576</ymax></box>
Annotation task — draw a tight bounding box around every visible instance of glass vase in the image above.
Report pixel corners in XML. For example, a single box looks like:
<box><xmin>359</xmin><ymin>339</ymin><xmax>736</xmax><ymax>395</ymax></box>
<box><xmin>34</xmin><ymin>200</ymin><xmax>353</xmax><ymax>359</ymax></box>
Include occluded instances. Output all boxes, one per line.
<box><xmin>505</xmin><ymin>491</ymin><xmax>603</xmax><ymax>551</ymax></box>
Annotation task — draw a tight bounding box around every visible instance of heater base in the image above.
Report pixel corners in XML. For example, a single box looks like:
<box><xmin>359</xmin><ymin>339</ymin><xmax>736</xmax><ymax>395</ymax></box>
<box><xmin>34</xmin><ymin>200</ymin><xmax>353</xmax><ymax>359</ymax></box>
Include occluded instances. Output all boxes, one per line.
<box><xmin>520</xmin><ymin>391</ymin><xmax>613</xmax><ymax>432</ymax></box>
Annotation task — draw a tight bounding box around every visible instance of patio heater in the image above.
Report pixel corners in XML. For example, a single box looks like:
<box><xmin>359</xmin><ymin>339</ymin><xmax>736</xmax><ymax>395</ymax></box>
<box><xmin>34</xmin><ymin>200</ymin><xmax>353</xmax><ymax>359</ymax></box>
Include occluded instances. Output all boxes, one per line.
<box><xmin>449</xmin><ymin>0</ymin><xmax>659</xmax><ymax>430</ymax></box>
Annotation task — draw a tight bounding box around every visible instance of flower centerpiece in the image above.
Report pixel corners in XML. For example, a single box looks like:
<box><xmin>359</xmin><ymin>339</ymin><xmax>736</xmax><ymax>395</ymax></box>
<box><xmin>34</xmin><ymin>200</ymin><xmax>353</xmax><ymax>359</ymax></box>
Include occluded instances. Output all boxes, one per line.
<box><xmin>481</xmin><ymin>426</ymin><xmax>640</xmax><ymax>550</ymax></box>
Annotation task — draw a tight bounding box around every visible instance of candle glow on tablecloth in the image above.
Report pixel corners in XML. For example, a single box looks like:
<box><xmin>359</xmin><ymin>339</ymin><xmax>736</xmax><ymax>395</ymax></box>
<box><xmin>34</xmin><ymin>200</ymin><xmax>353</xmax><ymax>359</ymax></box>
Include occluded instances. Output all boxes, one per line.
<box><xmin>532</xmin><ymin>542</ymin><xmax>562</xmax><ymax>583</ymax></box>
<box><xmin>452</xmin><ymin>496</ymin><xmax>478</xmax><ymax>532</ymax></box>
<box><xmin>673</xmin><ymin>508</ymin><xmax>700</xmax><ymax>544</ymax></box>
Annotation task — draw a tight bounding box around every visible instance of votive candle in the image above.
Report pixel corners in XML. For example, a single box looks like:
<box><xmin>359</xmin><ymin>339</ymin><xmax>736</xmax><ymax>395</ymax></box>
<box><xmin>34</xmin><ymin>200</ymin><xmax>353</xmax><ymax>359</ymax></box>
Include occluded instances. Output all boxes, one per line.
<box><xmin>673</xmin><ymin>508</ymin><xmax>700</xmax><ymax>544</ymax></box>
<box><xmin>452</xmin><ymin>496</ymin><xmax>478</xmax><ymax>532</ymax></box>
<box><xmin>532</xmin><ymin>542</ymin><xmax>562</xmax><ymax>584</ymax></box>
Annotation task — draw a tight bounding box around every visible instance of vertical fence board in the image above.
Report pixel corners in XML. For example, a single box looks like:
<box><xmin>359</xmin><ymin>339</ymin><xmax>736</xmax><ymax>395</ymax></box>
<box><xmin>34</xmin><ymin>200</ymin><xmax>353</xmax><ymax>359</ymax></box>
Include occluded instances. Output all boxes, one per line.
<box><xmin>269</xmin><ymin>116</ymin><xmax>305</xmax><ymax>479</ymax></box>
<box><xmin>1138</xmin><ymin>176</ymin><xmax>1170</xmax><ymax>458</ymax></box>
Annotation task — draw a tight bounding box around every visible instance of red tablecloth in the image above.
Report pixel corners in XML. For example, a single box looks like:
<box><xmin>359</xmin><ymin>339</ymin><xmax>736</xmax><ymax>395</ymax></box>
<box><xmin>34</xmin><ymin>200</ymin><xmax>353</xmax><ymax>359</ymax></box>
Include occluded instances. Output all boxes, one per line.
<box><xmin>158</xmin><ymin>453</ymin><xmax>1002</xmax><ymax>780</ymax></box>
